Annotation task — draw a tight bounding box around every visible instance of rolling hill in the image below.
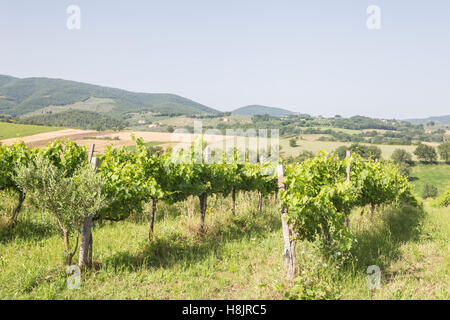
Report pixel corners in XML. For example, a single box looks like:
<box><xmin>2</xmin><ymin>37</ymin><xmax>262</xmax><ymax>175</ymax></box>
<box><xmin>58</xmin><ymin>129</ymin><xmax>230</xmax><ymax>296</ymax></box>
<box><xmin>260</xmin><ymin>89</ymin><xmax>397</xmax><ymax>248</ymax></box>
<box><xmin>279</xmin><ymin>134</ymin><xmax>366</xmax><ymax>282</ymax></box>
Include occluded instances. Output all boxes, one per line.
<box><xmin>232</xmin><ymin>105</ymin><xmax>294</xmax><ymax>117</ymax></box>
<box><xmin>0</xmin><ymin>75</ymin><xmax>220</xmax><ymax>118</ymax></box>
<box><xmin>405</xmin><ymin>115</ymin><xmax>450</xmax><ymax>125</ymax></box>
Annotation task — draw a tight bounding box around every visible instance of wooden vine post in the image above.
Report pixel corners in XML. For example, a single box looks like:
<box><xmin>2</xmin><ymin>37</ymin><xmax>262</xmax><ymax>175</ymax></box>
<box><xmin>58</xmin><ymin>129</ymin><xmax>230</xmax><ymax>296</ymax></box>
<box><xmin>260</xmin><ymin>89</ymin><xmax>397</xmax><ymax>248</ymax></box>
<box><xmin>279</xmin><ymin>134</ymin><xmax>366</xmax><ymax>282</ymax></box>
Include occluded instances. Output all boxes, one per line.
<box><xmin>277</xmin><ymin>164</ymin><xmax>297</xmax><ymax>281</ymax></box>
<box><xmin>231</xmin><ymin>188</ymin><xmax>236</xmax><ymax>216</ymax></box>
<box><xmin>198</xmin><ymin>146</ymin><xmax>210</xmax><ymax>233</ymax></box>
<box><xmin>258</xmin><ymin>155</ymin><xmax>264</xmax><ymax>213</ymax></box>
<box><xmin>345</xmin><ymin>150</ymin><xmax>351</xmax><ymax>228</ymax></box>
<box><xmin>78</xmin><ymin>144</ymin><xmax>97</xmax><ymax>269</ymax></box>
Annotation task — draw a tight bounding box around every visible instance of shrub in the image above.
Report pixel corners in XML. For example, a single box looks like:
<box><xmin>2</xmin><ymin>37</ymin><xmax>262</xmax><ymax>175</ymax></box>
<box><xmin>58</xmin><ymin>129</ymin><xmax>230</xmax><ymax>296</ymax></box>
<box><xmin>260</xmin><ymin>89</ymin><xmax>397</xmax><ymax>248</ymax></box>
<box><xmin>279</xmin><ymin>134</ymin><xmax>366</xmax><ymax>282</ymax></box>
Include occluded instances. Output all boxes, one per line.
<box><xmin>414</xmin><ymin>144</ymin><xmax>437</xmax><ymax>163</ymax></box>
<box><xmin>422</xmin><ymin>183</ymin><xmax>438</xmax><ymax>199</ymax></box>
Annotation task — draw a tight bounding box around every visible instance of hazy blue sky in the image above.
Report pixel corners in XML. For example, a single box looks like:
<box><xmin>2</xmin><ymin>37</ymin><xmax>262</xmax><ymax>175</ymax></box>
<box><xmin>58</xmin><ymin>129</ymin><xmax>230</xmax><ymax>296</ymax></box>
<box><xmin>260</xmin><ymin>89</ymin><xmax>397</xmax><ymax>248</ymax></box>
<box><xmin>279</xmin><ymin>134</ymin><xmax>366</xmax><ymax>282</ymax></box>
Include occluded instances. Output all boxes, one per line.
<box><xmin>0</xmin><ymin>1</ymin><xmax>449</xmax><ymax>118</ymax></box>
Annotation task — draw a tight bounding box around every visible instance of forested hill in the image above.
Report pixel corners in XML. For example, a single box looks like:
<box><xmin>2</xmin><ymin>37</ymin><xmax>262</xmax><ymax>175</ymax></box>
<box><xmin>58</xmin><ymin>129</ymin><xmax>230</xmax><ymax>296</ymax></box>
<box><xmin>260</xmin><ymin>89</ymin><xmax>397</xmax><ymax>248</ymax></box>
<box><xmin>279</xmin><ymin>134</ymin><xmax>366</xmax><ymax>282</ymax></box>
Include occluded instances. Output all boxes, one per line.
<box><xmin>0</xmin><ymin>75</ymin><xmax>220</xmax><ymax>118</ymax></box>
<box><xmin>232</xmin><ymin>105</ymin><xmax>294</xmax><ymax>116</ymax></box>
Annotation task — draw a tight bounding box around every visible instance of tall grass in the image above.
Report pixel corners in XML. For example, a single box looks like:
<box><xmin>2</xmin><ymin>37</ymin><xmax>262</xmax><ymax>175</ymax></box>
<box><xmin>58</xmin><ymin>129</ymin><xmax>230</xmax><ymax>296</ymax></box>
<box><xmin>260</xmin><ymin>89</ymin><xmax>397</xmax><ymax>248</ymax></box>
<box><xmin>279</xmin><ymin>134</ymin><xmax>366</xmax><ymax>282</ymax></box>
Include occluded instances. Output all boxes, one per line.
<box><xmin>0</xmin><ymin>191</ymin><xmax>448</xmax><ymax>300</ymax></box>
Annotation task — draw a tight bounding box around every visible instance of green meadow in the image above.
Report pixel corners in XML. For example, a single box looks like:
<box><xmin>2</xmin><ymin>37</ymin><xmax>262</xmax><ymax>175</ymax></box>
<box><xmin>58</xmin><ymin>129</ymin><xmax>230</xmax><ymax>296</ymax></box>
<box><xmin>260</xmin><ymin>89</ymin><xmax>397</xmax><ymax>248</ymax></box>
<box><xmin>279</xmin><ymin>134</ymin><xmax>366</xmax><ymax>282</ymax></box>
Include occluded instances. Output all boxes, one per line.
<box><xmin>0</xmin><ymin>122</ymin><xmax>63</xmax><ymax>140</ymax></box>
<box><xmin>411</xmin><ymin>164</ymin><xmax>450</xmax><ymax>195</ymax></box>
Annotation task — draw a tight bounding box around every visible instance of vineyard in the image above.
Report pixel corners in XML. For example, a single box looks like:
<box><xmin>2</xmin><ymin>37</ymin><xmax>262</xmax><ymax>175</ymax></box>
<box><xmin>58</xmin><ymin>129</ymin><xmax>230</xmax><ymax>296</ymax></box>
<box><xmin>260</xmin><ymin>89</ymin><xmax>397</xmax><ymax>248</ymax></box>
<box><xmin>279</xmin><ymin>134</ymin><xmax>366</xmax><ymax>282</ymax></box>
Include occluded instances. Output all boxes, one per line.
<box><xmin>0</xmin><ymin>137</ymin><xmax>448</xmax><ymax>299</ymax></box>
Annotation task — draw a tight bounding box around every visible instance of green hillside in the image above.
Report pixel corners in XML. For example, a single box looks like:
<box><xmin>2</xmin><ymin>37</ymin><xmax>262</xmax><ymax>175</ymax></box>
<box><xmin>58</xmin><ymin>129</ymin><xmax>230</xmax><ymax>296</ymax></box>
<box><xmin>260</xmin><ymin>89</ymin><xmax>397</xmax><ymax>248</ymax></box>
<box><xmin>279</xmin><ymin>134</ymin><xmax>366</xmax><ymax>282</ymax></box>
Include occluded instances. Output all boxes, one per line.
<box><xmin>0</xmin><ymin>122</ymin><xmax>63</xmax><ymax>140</ymax></box>
<box><xmin>232</xmin><ymin>105</ymin><xmax>294</xmax><ymax>117</ymax></box>
<box><xmin>410</xmin><ymin>164</ymin><xmax>450</xmax><ymax>196</ymax></box>
<box><xmin>18</xmin><ymin>110</ymin><xmax>126</xmax><ymax>131</ymax></box>
<box><xmin>405</xmin><ymin>115</ymin><xmax>450</xmax><ymax>125</ymax></box>
<box><xmin>0</xmin><ymin>75</ymin><xmax>220</xmax><ymax>118</ymax></box>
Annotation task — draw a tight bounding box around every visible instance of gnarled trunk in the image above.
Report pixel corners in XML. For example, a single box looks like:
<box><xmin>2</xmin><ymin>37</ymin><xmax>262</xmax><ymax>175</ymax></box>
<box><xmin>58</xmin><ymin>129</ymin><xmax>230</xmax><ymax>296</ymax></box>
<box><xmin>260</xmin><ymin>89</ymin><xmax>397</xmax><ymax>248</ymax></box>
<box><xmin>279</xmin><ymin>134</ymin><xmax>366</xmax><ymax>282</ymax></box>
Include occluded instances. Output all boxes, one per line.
<box><xmin>9</xmin><ymin>192</ymin><xmax>25</xmax><ymax>229</ymax></box>
<box><xmin>63</xmin><ymin>229</ymin><xmax>78</xmax><ymax>266</ymax></box>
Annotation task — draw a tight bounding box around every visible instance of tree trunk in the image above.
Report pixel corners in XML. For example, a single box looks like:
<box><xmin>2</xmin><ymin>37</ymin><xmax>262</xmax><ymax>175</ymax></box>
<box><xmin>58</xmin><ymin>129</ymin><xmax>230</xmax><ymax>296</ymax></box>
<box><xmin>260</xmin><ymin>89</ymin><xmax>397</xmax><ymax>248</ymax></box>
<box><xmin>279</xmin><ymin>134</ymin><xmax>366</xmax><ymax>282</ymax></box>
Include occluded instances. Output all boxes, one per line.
<box><xmin>78</xmin><ymin>216</ymin><xmax>93</xmax><ymax>269</ymax></box>
<box><xmin>321</xmin><ymin>220</ymin><xmax>332</xmax><ymax>245</ymax></box>
<box><xmin>232</xmin><ymin>189</ymin><xmax>236</xmax><ymax>216</ymax></box>
<box><xmin>258</xmin><ymin>190</ymin><xmax>262</xmax><ymax>212</ymax></box>
<box><xmin>88</xmin><ymin>233</ymin><xmax>93</xmax><ymax>267</ymax></box>
<box><xmin>148</xmin><ymin>199</ymin><xmax>157</xmax><ymax>241</ymax></box>
<box><xmin>199</xmin><ymin>193</ymin><xmax>208</xmax><ymax>233</ymax></box>
<box><xmin>63</xmin><ymin>229</ymin><xmax>78</xmax><ymax>266</ymax></box>
<box><xmin>63</xmin><ymin>230</ymin><xmax>72</xmax><ymax>265</ymax></box>
<box><xmin>9</xmin><ymin>192</ymin><xmax>25</xmax><ymax>228</ymax></box>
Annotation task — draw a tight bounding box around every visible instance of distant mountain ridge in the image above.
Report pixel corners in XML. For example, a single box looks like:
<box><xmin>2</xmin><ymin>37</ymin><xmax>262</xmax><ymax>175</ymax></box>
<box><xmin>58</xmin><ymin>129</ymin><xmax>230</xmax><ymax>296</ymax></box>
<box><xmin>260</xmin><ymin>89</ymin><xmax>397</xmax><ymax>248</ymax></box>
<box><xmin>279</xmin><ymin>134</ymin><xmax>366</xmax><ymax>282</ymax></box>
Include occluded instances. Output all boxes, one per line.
<box><xmin>405</xmin><ymin>115</ymin><xmax>450</xmax><ymax>125</ymax></box>
<box><xmin>232</xmin><ymin>105</ymin><xmax>294</xmax><ymax>117</ymax></box>
<box><xmin>0</xmin><ymin>75</ymin><xmax>220</xmax><ymax>118</ymax></box>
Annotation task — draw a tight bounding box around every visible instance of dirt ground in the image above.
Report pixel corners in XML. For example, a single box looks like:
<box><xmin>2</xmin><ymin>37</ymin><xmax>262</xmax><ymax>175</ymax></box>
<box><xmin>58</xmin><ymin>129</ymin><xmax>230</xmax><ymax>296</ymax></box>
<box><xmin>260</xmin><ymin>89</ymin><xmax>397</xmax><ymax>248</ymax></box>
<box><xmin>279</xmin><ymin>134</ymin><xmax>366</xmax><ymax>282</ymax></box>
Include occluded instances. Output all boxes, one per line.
<box><xmin>0</xmin><ymin>129</ymin><xmax>233</xmax><ymax>154</ymax></box>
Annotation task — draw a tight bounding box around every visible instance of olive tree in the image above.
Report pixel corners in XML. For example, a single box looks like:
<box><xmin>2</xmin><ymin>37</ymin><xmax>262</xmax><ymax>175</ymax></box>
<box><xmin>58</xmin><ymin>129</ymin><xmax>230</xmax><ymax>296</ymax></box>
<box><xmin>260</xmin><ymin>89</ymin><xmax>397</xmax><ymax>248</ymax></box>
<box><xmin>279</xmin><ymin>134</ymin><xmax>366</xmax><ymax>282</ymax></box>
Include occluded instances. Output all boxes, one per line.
<box><xmin>14</xmin><ymin>155</ymin><xmax>107</xmax><ymax>266</ymax></box>
<box><xmin>438</xmin><ymin>142</ymin><xmax>450</xmax><ymax>163</ymax></box>
<box><xmin>414</xmin><ymin>144</ymin><xmax>437</xmax><ymax>163</ymax></box>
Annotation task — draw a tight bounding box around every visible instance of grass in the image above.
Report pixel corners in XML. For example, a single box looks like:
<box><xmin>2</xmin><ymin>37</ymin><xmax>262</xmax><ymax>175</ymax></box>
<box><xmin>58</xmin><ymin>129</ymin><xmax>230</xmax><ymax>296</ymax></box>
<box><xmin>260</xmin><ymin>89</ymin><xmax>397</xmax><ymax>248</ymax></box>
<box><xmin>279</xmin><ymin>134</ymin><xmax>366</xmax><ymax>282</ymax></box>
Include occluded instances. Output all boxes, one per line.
<box><xmin>0</xmin><ymin>122</ymin><xmax>63</xmax><ymax>140</ymax></box>
<box><xmin>0</xmin><ymin>190</ymin><xmax>448</xmax><ymax>300</ymax></box>
<box><xmin>410</xmin><ymin>164</ymin><xmax>450</xmax><ymax>195</ymax></box>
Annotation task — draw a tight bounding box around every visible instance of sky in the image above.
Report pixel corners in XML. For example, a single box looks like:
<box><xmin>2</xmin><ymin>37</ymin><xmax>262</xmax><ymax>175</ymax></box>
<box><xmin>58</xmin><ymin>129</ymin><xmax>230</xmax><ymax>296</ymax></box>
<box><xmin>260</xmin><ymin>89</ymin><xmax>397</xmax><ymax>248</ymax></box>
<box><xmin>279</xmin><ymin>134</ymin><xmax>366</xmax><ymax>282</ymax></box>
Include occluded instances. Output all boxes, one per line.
<box><xmin>0</xmin><ymin>0</ymin><xmax>449</xmax><ymax>119</ymax></box>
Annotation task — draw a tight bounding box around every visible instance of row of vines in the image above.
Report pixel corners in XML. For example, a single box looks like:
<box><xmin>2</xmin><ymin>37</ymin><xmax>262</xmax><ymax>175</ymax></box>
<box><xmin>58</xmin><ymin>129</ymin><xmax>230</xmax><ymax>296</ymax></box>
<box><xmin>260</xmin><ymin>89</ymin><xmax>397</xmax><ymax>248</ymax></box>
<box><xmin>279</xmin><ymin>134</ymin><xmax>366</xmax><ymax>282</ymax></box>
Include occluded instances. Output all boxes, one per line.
<box><xmin>0</xmin><ymin>136</ymin><xmax>420</xmax><ymax>280</ymax></box>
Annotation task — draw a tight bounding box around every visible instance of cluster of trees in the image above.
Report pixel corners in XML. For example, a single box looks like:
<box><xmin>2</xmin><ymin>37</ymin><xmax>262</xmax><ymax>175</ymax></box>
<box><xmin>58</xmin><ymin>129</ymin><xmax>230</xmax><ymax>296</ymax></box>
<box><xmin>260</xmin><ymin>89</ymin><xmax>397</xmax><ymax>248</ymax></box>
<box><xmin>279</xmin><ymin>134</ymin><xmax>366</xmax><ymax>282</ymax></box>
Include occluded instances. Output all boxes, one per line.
<box><xmin>191</xmin><ymin>112</ymin><xmax>231</xmax><ymax>119</ymax></box>
<box><xmin>18</xmin><ymin>110</ymin><xmax>127</xmax><ymax>131</ymax></box>
<box><xmin>333</xmin><ymin>142</ymin><xmax>449</xmax><ymax>167</ymax></box>
<box><xmin>0</xmin><ymin>115</ymin><xmax>13</xmax><ymax>123</ymax></box>
<box><xmin>214</xmin><ymin>114</ymin><xmax>448</xmax><ymax>146</ymax></box>
<box><xmin>334</xmin><ymin>144</ymin><xmax>382</xmax><ymax>161</ymax></box>
<box><xmin>413</xmin><ymin>142</ymin><xmax>450</xmax><ymax>164</ymax></box>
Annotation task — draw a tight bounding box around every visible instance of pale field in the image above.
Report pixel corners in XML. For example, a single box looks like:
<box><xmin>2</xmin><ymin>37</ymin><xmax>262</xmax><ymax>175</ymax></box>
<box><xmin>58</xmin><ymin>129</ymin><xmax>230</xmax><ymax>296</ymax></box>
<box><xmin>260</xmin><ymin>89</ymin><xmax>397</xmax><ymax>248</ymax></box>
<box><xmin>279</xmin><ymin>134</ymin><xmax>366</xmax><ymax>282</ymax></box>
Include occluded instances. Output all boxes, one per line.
<box><xmin>2</xmin><ymin>126</ymin><xmax>442</xmax><ymax>161</ymax></box>
<box><xmin>1</xmin><ymin>129</ymin><xmax>234</xmax><ymax>154</ymax></box>
<box><xmin>0</xmin><ymin>129</ymin><xmax>98</xmax><ymax>146</ymax></box>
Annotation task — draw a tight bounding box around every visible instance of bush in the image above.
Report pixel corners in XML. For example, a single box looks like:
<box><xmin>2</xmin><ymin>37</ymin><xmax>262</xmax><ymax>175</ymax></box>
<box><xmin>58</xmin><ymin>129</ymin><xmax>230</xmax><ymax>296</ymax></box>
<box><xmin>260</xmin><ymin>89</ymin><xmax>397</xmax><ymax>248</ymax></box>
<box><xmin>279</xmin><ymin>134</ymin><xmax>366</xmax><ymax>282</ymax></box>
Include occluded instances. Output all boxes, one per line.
<box><xmin>391</xmin><ymin>149</ymin><xmax>413</xmax><ymax>165</ymax></box>
<box><xmin>414</xmin><ymin>144</ymin><xmax>437</xmax><ymax>163</ymax></box>
<box><xmin>435</xmin><ymin>186</ymin><xmax>450</xmax><ymax>207</ymax></box>
<box><xmin>422</xmin><ymin>183</ymin><xmax>438</xmax><ymax>199</ymax></box>
<box><xmin>437</xmin><ymin>142</ymin><xmax>450</xmax><ymax>163</ymax></box>
<box><xmin>289</xmin><ymin>139</ymin><xmax>297</xmax><ymax>147</ymax></box>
